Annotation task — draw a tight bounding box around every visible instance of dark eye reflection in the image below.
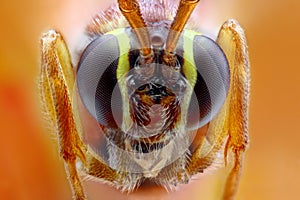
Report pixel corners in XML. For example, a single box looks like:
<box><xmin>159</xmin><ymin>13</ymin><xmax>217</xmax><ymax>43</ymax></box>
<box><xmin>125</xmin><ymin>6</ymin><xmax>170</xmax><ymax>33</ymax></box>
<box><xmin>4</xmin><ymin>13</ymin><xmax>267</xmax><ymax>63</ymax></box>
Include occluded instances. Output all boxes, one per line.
<box><xmin>137</xmin><ymin>84</ymin><xmax>147</xmax><ymax>91</ymax></box>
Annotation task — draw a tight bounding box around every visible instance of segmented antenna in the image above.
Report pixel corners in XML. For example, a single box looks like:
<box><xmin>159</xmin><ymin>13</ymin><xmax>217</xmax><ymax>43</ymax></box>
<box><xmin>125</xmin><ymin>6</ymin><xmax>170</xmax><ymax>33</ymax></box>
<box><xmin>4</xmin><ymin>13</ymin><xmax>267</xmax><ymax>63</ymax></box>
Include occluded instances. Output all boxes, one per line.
<box><xmin>118</xmin><ymin>0</ymin><xmax>153</xmax><ymax>63</ymax></box>
<box><xmin>163</xmin><ymin>0</ymin><xmax>200</xmax><ymax>66</ymax></box>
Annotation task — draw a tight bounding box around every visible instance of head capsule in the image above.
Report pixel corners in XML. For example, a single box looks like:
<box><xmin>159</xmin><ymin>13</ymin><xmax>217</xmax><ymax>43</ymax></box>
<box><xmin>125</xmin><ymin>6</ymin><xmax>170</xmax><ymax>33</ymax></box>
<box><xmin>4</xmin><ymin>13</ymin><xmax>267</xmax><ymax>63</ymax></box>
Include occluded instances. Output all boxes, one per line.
<box><xmin>76</xmin><ymin>26</ymin><xmax>229</xmax><ymax>173</ymax></box>
<box><xmin>77</xmin><ymin>27</ymin><xmax>229</xmax><ymax>131</ymax></box>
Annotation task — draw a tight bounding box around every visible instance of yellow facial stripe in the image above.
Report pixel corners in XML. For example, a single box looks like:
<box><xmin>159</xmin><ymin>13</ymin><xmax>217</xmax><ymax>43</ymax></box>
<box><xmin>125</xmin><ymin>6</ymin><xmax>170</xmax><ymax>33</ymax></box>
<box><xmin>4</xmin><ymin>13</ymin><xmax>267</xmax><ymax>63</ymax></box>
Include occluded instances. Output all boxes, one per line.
<box><xmin>108</xmin><ymin>28</ymin><xmax>132</xmax><ymax>132</ymax></box>
<box><xmin>177</xmin><ymin>30</ymin><xmax>202</xmax><ymax>129</ymax></box>
<box><xmin>107</xmin><ymin>28</ymin><xmax>131</xmax><ymax>80</ymax></box>
<box><xmin>182</xmin><ymin>30</ymin><xmax>201</xmax><ymax>88</ymax></box>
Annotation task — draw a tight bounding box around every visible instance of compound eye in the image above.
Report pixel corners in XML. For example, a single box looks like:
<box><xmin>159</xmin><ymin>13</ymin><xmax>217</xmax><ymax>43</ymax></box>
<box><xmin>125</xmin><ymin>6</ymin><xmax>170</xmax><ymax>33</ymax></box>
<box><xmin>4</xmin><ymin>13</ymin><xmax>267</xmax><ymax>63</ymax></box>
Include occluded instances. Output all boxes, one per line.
<box><xmin>186</xmin><ymin>35</ymin><xmax>230</xmax><ymax>130</ymax></box>
<box><xmin>76</xmin><ymin>34</ymin><xmax>122</xmax><ymax>128</ymax></box>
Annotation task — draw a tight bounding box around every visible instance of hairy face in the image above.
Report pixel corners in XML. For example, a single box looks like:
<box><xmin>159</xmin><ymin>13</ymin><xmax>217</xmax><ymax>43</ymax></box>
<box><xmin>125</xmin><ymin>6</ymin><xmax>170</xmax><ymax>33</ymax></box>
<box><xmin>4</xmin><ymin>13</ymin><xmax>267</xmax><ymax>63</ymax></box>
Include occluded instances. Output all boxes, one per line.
<box><xmin>126</xmin><ymin>58</ymin><xmax>188</xmax><ymax>138</ymax></box>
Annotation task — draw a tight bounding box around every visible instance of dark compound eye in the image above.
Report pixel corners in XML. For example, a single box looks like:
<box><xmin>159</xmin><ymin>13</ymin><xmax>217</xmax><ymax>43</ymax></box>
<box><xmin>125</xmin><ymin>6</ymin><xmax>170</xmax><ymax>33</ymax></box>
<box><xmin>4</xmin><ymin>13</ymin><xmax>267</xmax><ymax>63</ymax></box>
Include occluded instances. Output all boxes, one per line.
<box><xmin>179</xmin><ymin>34</ymin><xmax>230</xmax><ymax>130</ymax></box>
<box><xmin>77</xmin><ymin>34</ymin><xmax>123</xmax><ymax>128</ymax></box>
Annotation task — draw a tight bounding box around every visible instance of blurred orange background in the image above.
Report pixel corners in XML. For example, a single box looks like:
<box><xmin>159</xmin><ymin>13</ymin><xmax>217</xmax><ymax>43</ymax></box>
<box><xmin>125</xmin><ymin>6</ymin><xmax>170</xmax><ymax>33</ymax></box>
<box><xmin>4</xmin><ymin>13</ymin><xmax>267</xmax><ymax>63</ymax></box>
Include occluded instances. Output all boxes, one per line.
<box><xmin>0</xmin><ymin>0</ymin><xmax>299</xmax><ymax>199</ymax></box>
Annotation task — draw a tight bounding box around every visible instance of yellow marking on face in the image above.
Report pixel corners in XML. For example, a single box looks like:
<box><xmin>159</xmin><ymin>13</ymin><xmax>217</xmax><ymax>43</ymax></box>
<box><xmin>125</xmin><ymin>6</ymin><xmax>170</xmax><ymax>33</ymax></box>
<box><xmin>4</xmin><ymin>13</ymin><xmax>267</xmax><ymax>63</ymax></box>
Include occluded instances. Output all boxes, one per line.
<box><xmin>107</xmin><ymin>28</ymin><xmax>131</xmax><ymax>80</ymax></box>
<box><xmin>177</xmin><ymin>30</ymin><xmax>202</xmax><ymax>129</ymax></box>
<box><xmin>109</xmin><ymin>28</ymin><xmax>132</xmax><ymax>132</ymax></box>
<box><xmin>182</xmin><ymin>30</ymin><xmax>201</xmax><ymax>88</ymax></box>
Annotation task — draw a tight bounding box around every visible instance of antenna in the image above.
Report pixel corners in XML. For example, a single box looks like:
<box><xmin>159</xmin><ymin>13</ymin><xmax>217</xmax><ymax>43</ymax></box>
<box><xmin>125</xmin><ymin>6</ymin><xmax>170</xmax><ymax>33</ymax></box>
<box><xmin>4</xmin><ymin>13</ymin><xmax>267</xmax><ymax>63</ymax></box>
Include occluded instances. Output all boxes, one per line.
<box><xmin>164</xmin><ymin>0</ymin><xmax>200</xmax><ymax>66</ymax></box>
<box><xmin>118</xmin><ymin>0</ymin><xmax>153</xmax><ymax>63</ymax></box>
